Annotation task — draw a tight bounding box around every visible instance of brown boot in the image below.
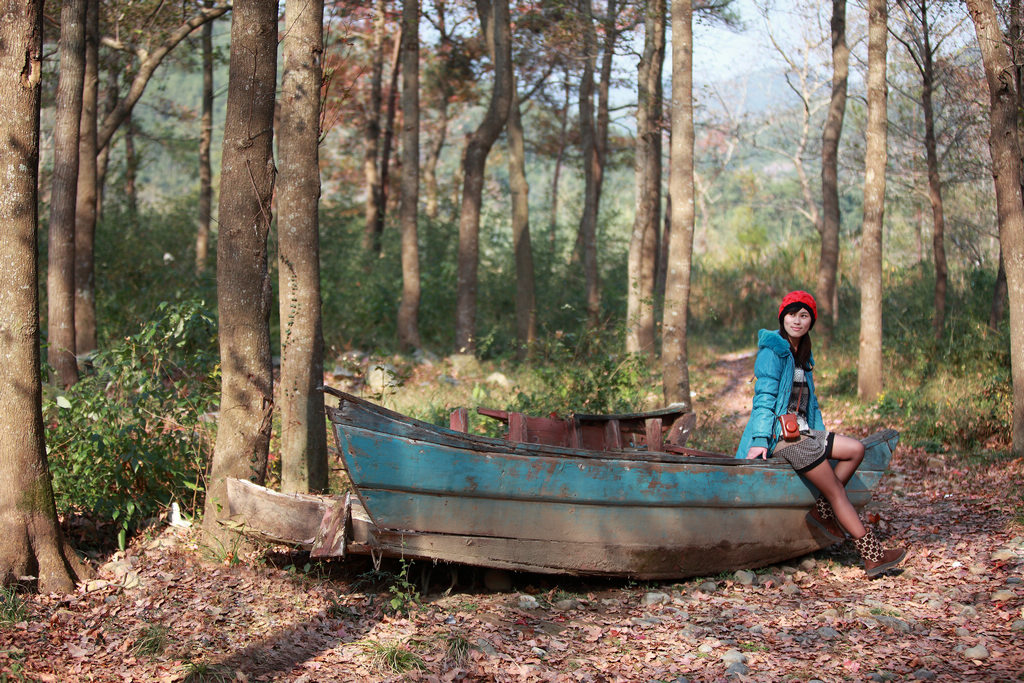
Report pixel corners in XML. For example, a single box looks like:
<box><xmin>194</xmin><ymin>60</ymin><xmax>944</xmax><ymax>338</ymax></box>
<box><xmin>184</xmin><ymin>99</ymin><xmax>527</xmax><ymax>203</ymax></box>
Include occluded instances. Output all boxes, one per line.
<box><xmin>853</xmin><ymin>527</ymin><xmax>906</xmax><ymax>577</ymax></box>
<box><xmin>806</xmin><ymin>496</ymin><xmax>846</xmax><ymax>543</ymax></box>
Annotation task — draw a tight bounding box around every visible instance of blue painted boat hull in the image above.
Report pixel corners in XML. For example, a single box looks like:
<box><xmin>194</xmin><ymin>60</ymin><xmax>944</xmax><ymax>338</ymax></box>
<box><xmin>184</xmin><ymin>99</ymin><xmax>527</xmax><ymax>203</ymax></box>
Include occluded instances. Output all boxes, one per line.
<box><xmin>326</xmin><ymin>390</ymin><xmax>898</xmax><ymax>579</ymax></box>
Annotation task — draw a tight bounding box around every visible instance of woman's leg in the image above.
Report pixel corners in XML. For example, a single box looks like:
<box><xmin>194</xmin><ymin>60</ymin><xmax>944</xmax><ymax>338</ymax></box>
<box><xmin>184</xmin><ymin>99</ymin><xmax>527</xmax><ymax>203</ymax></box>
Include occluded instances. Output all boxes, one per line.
<box><xmin>802</xmin><ymin>460</ymin><xmax>866</xmax><ymax>538</ymax></box>
<box><xmin>829</xmin><ymin>434</ymin><xmax>865</xmax><ymax>486</ymax></box>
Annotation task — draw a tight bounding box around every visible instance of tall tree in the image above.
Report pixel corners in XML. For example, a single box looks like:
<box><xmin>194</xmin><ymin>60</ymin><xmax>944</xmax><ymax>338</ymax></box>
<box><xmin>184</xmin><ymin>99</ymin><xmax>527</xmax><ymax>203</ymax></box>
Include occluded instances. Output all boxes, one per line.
<box><xmin>892</xmin><ymin>0</ymin><xmax>953</xmax><ymax>339</ymax></box>
<box><xmin>858</xmin><ymin>0</ymin><xmax>888</xmax><ymax>401</ymax></box>
<box><xmin>197</xmin><ymin>0</ymin><xmax>215</xmax><ymax>275</ymax></box>
<box><xmin>577</xmin><ymin>0</ymin><xmax>601</xmax><ymax>326</ymax></box>
<box><xmin>453</xmin><ymin>0</ymin><xmax>512</xmax><ymax>353</ymax></box>
<box><xmin>663</xmin><ymin>0</ymin><xmax>695</xmax><ymax>408</ymax></box>
<box><xmin>818</xmin><ymin>0</ymin><xmax>848</xmax><ymax>336</ymax></box>
<box><xmin>47</xmin><ymin>0</ymin><xmax>87</xmax><ymax>389</ymax></box>
<box><xmin>204</xmin><ymin>0</ymin><xmax>278</xmax><ymax>533</ymax></box>
<box><xmin>0</xmin><ymin>0</ymin><xmax>85</xmax><ymax>593</ymax></box>
<box><xmin>398</xmin><ymin>0</ymin><xmax>422</xmax><ymax>350</ymax></box>
<box><xmin>627</xmin><ymin>0</ymin><xmax>666</xmax><ymax>356</ymax></box>
<box><xmin>966</xmin><ymin>0</ymin><xmax>1024</xmax><ymax>454</ymax></box>
<box><xmin>75</xmin><ymin>0</ymin><xmax>99</xmax><ymax>357</ymax></box>
<box><xmin>508</xmin><ymin>84</ymin><xmax>537</xmax><ymax>358</ymax></box>
<box><xmin>362</xmin><ymin>0</ymin><xmax>388</xmax><ymax>252</ymax></box>
<box><xmin>278</xmin><ymin>0</ymin><xmax>328</xmax><ymax>494</ymax></box>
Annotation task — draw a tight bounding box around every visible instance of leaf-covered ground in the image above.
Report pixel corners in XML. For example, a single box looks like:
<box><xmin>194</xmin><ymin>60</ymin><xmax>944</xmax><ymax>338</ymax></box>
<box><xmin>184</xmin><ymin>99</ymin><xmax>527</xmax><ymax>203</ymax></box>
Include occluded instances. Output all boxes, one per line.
<box><xmin>3</xmin><ymin>358</ymin><xmax>1023</xmax><ymax>682</ymax></box>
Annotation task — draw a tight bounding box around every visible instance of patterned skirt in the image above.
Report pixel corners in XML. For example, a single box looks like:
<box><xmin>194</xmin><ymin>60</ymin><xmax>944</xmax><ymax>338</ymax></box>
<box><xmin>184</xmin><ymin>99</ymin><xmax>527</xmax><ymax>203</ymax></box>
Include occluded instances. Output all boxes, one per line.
<box><xmin>773</xmin><ymin>430</ymin><xmax>835</xmax><ymax>473</ymax></box>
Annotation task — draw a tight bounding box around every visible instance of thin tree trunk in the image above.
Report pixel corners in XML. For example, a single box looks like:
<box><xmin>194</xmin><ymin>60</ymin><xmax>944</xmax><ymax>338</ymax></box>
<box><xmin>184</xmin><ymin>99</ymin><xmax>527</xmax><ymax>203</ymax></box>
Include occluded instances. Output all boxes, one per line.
<box><xmin>47</xmin><ymin>0</ymin><xmax>87</xmax><ymax>389</ymax></box>
<box><xmin>858</xmin><ymin>0</ymin><xmax>887</xmax><ymax>401</ymax></box>
<box><xmin>548</xmin><ymin>72</ymin><xmax>571</xmax><ymax>245</ymax></box>
<box><xmin>124</xmin><ymin>114</ymin><xmax>138</xmax><ymax>222</ymax></box>
<box><xmin>423</xmin><ymin>100</ymin><xmax>448</xmax><ymax>219</ymax></box>
<box><xmin>918</xmin><ymin>0</ymin><xmax>947</xmax><ymax>340</ymax></box>
<box><xmin>577</xmin><ymin>0</ymin><xmax>601</xmax><ymax>326</ymax></box>
<box><xmin>375</xmin><ymin>24</ymin><xmax>404</xmax><ymax>255</ymax></box>
<box><xmin>453</xmin><ymin>0</ymin><xmax>512</xmax><ymax>353</ymax></box>
<box><xmin>204</xmin><ymin>0</ymin><xmax>278</xmax><ymax>535</ymax></box>
<box><xmin>966</xmin><ymin>0</ymin><xmax>1024</xmax><ymax>454</ymax></box>
<box><xmin>397</xmin><ymin>0</ymin><xmax>422</xmax><ymax>350</ymax></box>
<box><xmin>990</xmin><ymin>247</ymin><xmax>1007</xmax><ymax>330</ymax></box>
<box><xmin>0</xmin><ymin>0</ymin><xmax>82</xmax><ymax>594</ymax></box>
<box><xmin>197</xmin><ymin>0</ymin><xmax>215</xmax><ymax>275</ymax></box>
<box><xmin>627</xmin><ymin>0</ymin><xmax>665</xmax><ymax>356</ymax></box>
<box><xmin>75</xmin><ymin>0</ymin><xmax>99</xmax><ymax>358</ymax></box>
<box><xmin>818</xmin><ymin>0</ymin><xmax>848</xmax><ymax>337</ymax></box>
<box><xmin>363</xmin><ymin>0</ymin><xmax>386</xmax><ymax>253</ymax></box>
<box><xmin>508</xmin><ymin>84</ymin><xmax>537</xmax><ymax>359</ymax></box>
<box><xmin>278</xmin><ymin>0</ymin><xmax>327</xmax><ymax>494</ymax></box>
<box><xmin>662</xmin><ymin>0</ymin><xmax>695</xmax><ymax>408</ymax></box>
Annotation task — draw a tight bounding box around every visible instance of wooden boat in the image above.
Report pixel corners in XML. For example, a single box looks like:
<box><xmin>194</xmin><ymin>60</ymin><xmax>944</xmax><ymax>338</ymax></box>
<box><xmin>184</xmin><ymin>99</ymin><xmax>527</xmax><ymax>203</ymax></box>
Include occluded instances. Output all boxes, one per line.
<box><xmin>225</xmin><ymin>387</ymin><xmax>899</xmax><ymax>580</ymax></box>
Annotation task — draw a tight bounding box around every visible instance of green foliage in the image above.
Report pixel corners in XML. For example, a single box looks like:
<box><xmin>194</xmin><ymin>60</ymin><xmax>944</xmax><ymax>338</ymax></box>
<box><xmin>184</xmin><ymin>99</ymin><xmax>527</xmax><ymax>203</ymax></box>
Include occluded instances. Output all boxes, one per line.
<box><xmin>45</xmin><ymin>299</ymin><xmax>219</xmax><ymax>548</ymax></box>
<box><xmin>132</xmin><ymin>624</ymin><xmax>170</xmax><ymax>657</ymax></box>
<box><xmin>361</xmin><ymin>639</ymin><xmax>427</xmax><ymax>673</ymax></box>
<box><xmin>386</xmin><ymin>559</ymin><xmax>421</xmax><ymax>615</ymax></box>
<box><xmin>0</xmin><ymin>587</ymin><xmax>26</xmax><ymax>625</ymax></box>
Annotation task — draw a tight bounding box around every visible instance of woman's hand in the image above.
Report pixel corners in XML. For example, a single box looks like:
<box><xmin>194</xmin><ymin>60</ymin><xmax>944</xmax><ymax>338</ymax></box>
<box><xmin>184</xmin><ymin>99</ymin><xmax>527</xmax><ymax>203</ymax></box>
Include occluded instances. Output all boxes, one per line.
<box><xmin>746</xmin><ymin>446</ymin><xmax>768</xmax><ymax>460</ymax></box>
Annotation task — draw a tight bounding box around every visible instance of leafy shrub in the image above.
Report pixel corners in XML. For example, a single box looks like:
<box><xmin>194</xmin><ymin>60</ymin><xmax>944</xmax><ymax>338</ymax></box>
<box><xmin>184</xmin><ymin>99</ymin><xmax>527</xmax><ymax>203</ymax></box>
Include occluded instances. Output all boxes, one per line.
<box><xmin>45</xmin><ymin>299</ymin><xmax>219</xmax><ymax>548</ymax></box>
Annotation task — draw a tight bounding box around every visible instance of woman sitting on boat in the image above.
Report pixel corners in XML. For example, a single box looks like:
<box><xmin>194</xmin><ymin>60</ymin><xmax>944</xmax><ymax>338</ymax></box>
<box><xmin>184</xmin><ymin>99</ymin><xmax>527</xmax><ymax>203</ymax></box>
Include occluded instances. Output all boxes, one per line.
<box><xmin>735</xmin><ymin>290</ymin><xmax>906</xmax><ymax>577</ymax></box>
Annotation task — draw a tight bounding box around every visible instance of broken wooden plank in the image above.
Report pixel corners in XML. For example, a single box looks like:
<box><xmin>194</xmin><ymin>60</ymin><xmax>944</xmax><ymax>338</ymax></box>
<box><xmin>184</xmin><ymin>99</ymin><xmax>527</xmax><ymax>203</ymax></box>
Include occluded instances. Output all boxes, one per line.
<box><xmin>310</xmin><ymin>493</ymin><xmax>351</xmax><ymax>558</ymax></box>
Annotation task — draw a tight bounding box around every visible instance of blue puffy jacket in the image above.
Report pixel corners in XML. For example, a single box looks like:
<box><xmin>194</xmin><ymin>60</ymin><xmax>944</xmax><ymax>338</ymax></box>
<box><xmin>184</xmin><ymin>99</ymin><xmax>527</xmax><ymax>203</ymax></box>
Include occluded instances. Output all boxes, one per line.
<box><xmin>734</xmin><ymin>329</ymin><xmax>825</xmax><ymax>458</ymax></box>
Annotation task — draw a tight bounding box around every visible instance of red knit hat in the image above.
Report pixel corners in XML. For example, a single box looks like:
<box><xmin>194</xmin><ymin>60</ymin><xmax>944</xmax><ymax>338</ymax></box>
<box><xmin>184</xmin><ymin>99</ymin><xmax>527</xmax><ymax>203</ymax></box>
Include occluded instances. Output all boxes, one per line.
<box><xmin>778</xmin><ymin>290</ymin><xmax>817</xmax><ymax>326</ymax></box>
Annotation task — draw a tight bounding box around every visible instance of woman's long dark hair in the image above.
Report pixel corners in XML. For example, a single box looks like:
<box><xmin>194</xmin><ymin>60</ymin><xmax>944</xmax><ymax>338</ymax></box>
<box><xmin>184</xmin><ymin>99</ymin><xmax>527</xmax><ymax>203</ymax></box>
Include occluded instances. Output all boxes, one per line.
<box><xmin>779</xmin><ymin>322</ymin><xmax>813</xmax><ymax>370</ymax></box>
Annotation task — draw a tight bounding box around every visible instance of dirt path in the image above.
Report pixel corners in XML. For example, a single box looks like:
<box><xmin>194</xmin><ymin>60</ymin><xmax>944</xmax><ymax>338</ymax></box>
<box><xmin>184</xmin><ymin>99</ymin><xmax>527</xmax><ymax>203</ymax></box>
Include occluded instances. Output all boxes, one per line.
<box><xmin>3</xmin><ymin>359</ymin><xmax>1023</xmax><ymax>682</ymax></box>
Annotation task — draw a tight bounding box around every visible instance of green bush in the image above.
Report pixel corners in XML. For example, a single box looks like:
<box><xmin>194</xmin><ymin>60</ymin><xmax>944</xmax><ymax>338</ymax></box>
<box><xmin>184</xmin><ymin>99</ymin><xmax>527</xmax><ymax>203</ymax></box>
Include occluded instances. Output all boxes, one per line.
<box><xmin>45</xmin><ymin>299</ymin><xmax>219</xmax><ymax>548</ymax></box>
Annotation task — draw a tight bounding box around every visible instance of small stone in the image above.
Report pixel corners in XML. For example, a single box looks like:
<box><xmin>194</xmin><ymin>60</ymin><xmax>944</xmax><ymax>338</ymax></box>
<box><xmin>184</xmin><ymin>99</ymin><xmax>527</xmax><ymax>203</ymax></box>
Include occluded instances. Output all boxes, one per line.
<box><xmin>820</xmin><ymin>608</ymin><xmax>840</xmax><ymax>620</ymax></box>
<box><xmin>958</xmin><ymin>604</ymin><xmax>979</xmax><ymax>618</ymax></box>
<box><xmin>817</xmin><ymin>626</ymin><xmax>841</xmax><ymax>640</ymax></box>
<box><xmin>643</xmin><ymin>591</ymin><xmax>670</xmax><ymax>606</ymax></box>
<box><xmin>749</xmin><ymin>624</ymin><xmax>763</xmax><ymax>634</ymax></box>
<box><xmin>553</xmin><ymin>598</ymin><xmax>580</xmax><ymax>611</ymax></box>
<box><xmin>1010</xmin><ymin>619</ymin><xmax>1024</xmax><ymax>631</ymax></box>
<box><xmin>913</xmin><ymin>669</ymin><xmax>937</xmax><ymax>681</ymax></box>
<box><xmin>955</xmin><ymin>626</ymin><xmax>970</xmax><ymax>637</ymax></box>
<box><xmin>964</xmin><ymin>644</ymin><xmax>989</xmax><ymax>660</ymax></box>
<box><xmin>518</xmin><ymin>594</ymin><xmax>539</xmax><ymax>610</ymax></box>
<box><xmin>926</xmin><ymin>599</ymin><xmax>944</xmax><ymax>610</ymax></box>
<box><xmin>799</xmin><ymin>558</ymin><xmax>817</xmax><ymax>571</ymax></box>
<box><xmin>721</xmin><ymin>649</ymin><xmax>747</xmax><ymax>665</ymax></box>
<box><xmin>485</xmin><ymin>371</ymin><xmax>511</xmax><ymax>389</ymax></box>
<box><xmin>992</xmin><ymin>590</ymin><xmax>1017</xmax><ymax>602</ymax></box>
<box><xmin>476</xmin><ymin>638</ymin><xmax>499</xmax><ymax>656</ymax></box>
<box><xmin>872</xmin><ymin>615</ymin><xmax>910</xmax><ymax>633</ymax></box>
<box><xmin>782</xmin><ymin>583</ymin><xmax>801</xmax><ymax>596</ymax></box>
<box><xmin>991</xmin><ymin>549</ymin><xmax>1017</xmax><ymax>562</ymax></box>
<box><xmin>698</xmin><ymin>581</ymin><xmax>718</xmax><ymax>593</ymax></box>
<box><xmin>725</xmin><ymin>663</ymin><xmax>749</xmax><ymax>677</ymax></box>
<box><xmin>531</xmin><ymin>646</ymin><xmax>547</xmax><ymax>658</ymax></box>
<box><xmin>781</xmin><ymin>565</ymin><xmax>798</xmax><ymax>575</ymax></box>
<box><xmin>1007</xmin><ymin>576</ymin><xmax>1023</xmax><ymax>585</ymax></box>
<box><xmin>968</xmin><ymin>564</ymin><xmax>987</xmax><ymax>576</ymax></box>
<box><xmin>697</xmin><ymin>643</ymin><xmax>714</xmax><ymax>654</ymax></box>
<box><xmin>733</xmin><ymin>570</ymin><xmax>755</xmax><ymax>585</ymax></box>
<box><xmin>631</xmin><ymin>616</ymin><xmax>663</xmax><ymax>626</ymax></box>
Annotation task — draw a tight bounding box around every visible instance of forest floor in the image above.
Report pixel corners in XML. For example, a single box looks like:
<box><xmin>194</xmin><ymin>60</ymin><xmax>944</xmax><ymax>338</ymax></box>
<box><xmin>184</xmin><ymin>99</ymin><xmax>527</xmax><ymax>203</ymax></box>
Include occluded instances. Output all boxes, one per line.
<box><xmin>3</xmin><ymin>354</ymin><xmax>1024</xmax><ymax>683</ymax></box>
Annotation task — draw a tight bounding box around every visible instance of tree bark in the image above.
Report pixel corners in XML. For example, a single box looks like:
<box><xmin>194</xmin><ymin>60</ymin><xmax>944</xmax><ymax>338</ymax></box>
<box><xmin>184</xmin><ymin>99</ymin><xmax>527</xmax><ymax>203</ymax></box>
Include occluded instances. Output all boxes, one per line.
<box><xmin>375</xmin><ymin>24</ymin><xmax>404</xmax><ymax>255</ymax></box>
<box><xmin>577</xmin><ymin>0</ymin><xmax>601</xmax><ymax>326</ymax></box>
<box><xmin>966</xmin><ymin>0</ymin><xmax>1024</xmax><ymax>454</ymax></box>
<box><xmin>74</xmin><ymin>0</ymin><xmax>99</xmax><ymax>358</ymax></box>
<box><xmin>197</xmin><ymin>0</ymin><xmax>215</xmax><ymax>275</ymax></box>
<box><xmin>362</xmin><ymin>0</ymin><xmax>386</xmax><ymax>253</ymax></box>
<box><xmin>858</xmin><ymin>0</ymin><xmax>887</xmax><ymax>401</ymax></box>
<box><xmin>124</xmin><ymin>114</ymin><xmax>138</xmax><ymax>223</ymax></box>
<box><xmin>0</xmin><ymin>0</ymin><xmax>81</xmax><ymax>593</ymax></box>
<box><xmin>508</xmin><ymin>84</ymin><xmax>537</xmax><ymax>359</ymax></box>
<box><xmin>47</xmin><ymin>0</ymin><xmax>87</xmax><ymax>389</ymax></box>
<box><xmin>818</xmin><ymin>0</ymin><xmax>848</xmax><ymax>337</ymax></box>
<box><xmin>662</xmin><ymin>0</ymin><xmax>695</xmax><ymax>408</ymax></box>
<box><xmin>278</xmin><ymin>0</ymin><xmax>328</xmax><ymax>494</ymax></box>
<box><xmin>397</xmin><ymin>0</ymin><xmax>422</xmax><ymax>350</ymax></box>
<box><xmin>627</xmin><ymin>0</ymin><xmax>665</xmax><ymax>356</ymax></box>
<box><xmin>204</xmin><ymin>0</ymin><xmax>278</xmax><ymax>533</ymax></box>
<box><xmin>453</xmin><ymin>0</ymin><xmax>512</xmax><ymax>353</ymax></box>
<box><xmin>549</xmin><ymin>72</ymin><xmax>571</xmax><ymax>245</ymax></box>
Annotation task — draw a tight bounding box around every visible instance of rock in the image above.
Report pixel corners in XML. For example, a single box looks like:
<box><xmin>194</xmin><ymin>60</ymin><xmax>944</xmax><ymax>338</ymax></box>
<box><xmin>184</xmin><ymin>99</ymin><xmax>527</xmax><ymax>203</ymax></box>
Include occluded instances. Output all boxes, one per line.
<box><xmin>872</xmin><ymin>615</ymin><xmax>911</xmax><ymax>633</ymax></box>
<box><xmin>912</xmin><ymin>669</ymin><xmax>937</xmax><ymax>681</ymax></box>
<box><xmin>968</xmin><ymin>564</ymin><xmax>987</xmax><ymax>576</ymax></box>
<box><xmin>721</xmin><ymin>649</ymin><xmax>747</xmax><ymax>665</ymax></box>
<box><xmin>991</xmin><ymin>549</ymin><xmax>1017</xmax><ymax>562</ymax></box>
<box><xmin>725</xmin><ymin>663</ymin><xmax>749</xmax><ymax>677</ymax></box>
<box><xmin>475</xmin><ymin>638</ymin><xmax>499</xmax><ymax>656</ymax></box>
<box><xmin>964</xmin><ymin>644</ymin><xmax>989</xmax><ymax>660</ymax></box>
<box><xmin>517</xmin><ymin>594</ymin><xmax>540</xmax><ymax>610</ymax></box>
<box><xmin>643</xmin><ymin>591</ymin><xmax>670</xmax><ymax>606</ymax></box>
<box><xmin>531</xmin><ymin>646</ymin><xmax>547</xmax><ymax>658</ymax></box>
<box><xmin>992</xmin><ymin>590</ymin><xmax>1017</xmax><ymax>602</ymax></box>
<box><xmin>1010</xmin><ymin>619</ymin><xmax>1024</xmax><ymax>631</ymax></box>
<box><xmin>782</xmin><ymin>583</ymin><xmax>801</xmax><ymax>596</ymax></box>
<box><xmin>1007</xmin><ymin>577</ymin><xmax>1023</xmax><ymax>585</ymax></box>
<box><xmin>554</xmin><ymin>599</ymin><xmax>581</xmax><ymax>611</ymax></box>
<box><xmin>819</xmin><ymin>608</ymin><xmax>840</xmax><ymax>620</ymax></box>
<box><xmin>799</xmin><ymin>558</ymin><xmax>817</xmax><ymax>571</ymax></box>
<box><xmin>955</xmin><ymin>626</ymin><xmax>970</xmax><ymax>637</ymax></box>
<box><xmin>698</xmin><ymin>581</ymin><xmax>718</xmax><ymax>593</ymax></box>
<box><xmin>485</xmin><ymin>372</ymin><xmax>511</xmax><ymax>389</ymax></box>
<box><xmin>365</xmin><ymin>363</ymin><xmax>399</xmax><ymax>393</ymax></box>
<box><xmin>101</xmin><ymin>559</ymin><xmax>134</xmax><ymax>578</ymax></box>
<box><xmin>926</xmin><ymin>456</ymin><xmax>944</xmax><ymax>470</ymax></box>
<box><xmin>816</xmin><ymin>626</ymin><xmax>841</xmax><ymax>640</ymax></box>
<box><xmin>448</xmin><ymin>353</ymin><xmax>481</xmax><ymax>376</ymax></box>
<box><xmin>733</xmin><ymin>570</ymin><xmax>755</xmax><ymax>585</ymax></box>
<box><xmin>631</xmin><ymin>616</ymin><xmax>663</xmax><ymax>626</ymax></box>
<box><xmin>697</xmin><ymin>643</ymin><xmax>715</xmax><ymax>654</ymax></box>
<box><xmin>84</xmin><ymin>579</ymin><xmax>110</xmax><ymax>592</ymax></box>
<box><xmin>958</xmin><ymin>604</ymin><xmax>979</xmax><ymax>619</ymax></box>
<box><xmin>781</xmin><ymin>565</ymin><xmax>798</xmax><ymax>575</ymax></box>
<box><xmin>483</xmin><ymin>569</ymin><xmax>512</xmax><ymax>592</ymax></box>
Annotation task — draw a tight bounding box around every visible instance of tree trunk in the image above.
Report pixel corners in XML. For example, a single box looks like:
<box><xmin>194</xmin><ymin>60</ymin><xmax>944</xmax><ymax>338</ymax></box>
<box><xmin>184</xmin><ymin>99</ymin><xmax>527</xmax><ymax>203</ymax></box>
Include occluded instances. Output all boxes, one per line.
<box><xmin>376</xmin><ymin>25</ymin><xmax>404</xmax><ymax>255</ymax></box>
<box><xmin>124</xmin><ymin>114</ymin><xmax>138</xmax><ymax>223</ymax></box>
<box><xmin>990</xmin><ymin>247</ymin><xmax>1007</xmax><ymax>330</ymax></box>
<box><xmin>197</xmin><ymin>0</ymin><xmax>215</xmax><ymax>275</ymax></box>
<box><xmin>577</xmin><ymin>0</ymin><xmax>601</xmax><ymax>326</ymax></box>
<box><xmin>548</xmin><ymin>71</ymin><xmax>571</xmax><ymax>244</ymax></box>
<box><xmin>204</xmin><ymin>0</ymin><xmax>278</xmax><ymax>534</ymax></box>
<box><xmin>453</xmin><ymin>0</ymin><xmax>512</xmax><ymax>353</ymax></box>
<box><xmin>47</xmin><ymin>0</ymin><xmax>87</xmax><ymax>389</ymax></box>
<box><xmin>966</xmin><ymin>0</ymin><xmax>1024</xmax><ymax>454</ymax></box>
<box><xmin>627</xmin><ymin>0</ymin><xmax>665</xmax><ymax>356</ymax></box>
<box><xmin>0</xmin><ymin>0</ymin><xmax>81</xmax><ymax>594</ymax></box>
<box><xmin>278</xmin><ymin>0</ymin><xmax>327</xmax><ymax>495</ymax></box>
<box><xmin>918</xmin><ymin>1</ymin><xmax>948</xmax><ymax>340</ymax></box>
<box><xmin>75</xmin><ymin>0</ymin><xmax>99</xmax><ymax>358</ymax></box>
<box><xmin>817</xmin><ymin>0</ymin><xmax>848</xmax><ymax>337</ymax></box>
<box><xmin>397</xmin><ymin>0</ymin><xmax>422</xmax><ymax>350</ymax></box>
<box><xmin>423</xmin><ymin>100</ymin><xmax>448</xmax><ymax>220</ymax></box>
<box><xmin>362</xmin><ymin>0</ymin><xmax>386</xmax><ymax>253</ymax></box>
<box><xmin>858</xmin><ymin>0</ymin><xmax>887</xmax><ymax>401</ymax></box>
<box><xmin>508</xmin><ymin>84</ymin><xmax>537</xmax><ymax>359</ymax></box>
<box><xmin>662</xmin><ymin>0</ymin><xmax>695</xmax><ymax>408</ymax></box>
